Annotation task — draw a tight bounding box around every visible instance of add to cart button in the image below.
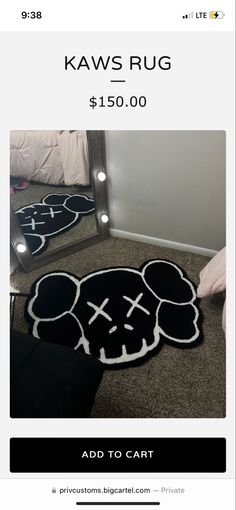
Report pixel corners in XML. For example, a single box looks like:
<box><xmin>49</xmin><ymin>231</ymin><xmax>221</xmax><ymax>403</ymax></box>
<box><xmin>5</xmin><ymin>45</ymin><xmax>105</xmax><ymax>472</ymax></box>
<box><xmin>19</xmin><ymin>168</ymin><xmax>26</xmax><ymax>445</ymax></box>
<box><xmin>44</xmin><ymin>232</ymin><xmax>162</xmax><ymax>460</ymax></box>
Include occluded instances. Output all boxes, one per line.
<box><xmin>10</xmin><ymin>437</ymin><xmax>226</xmax><ymax>473</ymax></box>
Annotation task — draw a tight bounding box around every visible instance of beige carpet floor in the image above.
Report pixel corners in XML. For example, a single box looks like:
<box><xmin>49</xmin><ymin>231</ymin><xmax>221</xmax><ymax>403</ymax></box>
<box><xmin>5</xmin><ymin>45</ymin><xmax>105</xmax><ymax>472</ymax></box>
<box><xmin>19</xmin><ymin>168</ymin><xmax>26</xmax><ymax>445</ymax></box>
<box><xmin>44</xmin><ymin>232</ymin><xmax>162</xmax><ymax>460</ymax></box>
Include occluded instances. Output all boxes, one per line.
<box><xmin>11</xmin><ymin>237</ymin><xmax>225</xmax><ymax>418</ymax></box>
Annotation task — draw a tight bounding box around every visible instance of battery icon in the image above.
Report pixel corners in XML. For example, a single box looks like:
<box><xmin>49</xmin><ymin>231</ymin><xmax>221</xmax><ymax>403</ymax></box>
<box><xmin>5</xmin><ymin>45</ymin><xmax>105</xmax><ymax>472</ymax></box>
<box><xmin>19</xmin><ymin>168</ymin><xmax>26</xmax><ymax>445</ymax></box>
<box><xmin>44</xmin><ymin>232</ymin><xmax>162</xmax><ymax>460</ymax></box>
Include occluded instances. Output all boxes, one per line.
<box><xmin>209</xmin><ymin>11</ymin><xmax>225</xmax><ymax>19</ymax></box>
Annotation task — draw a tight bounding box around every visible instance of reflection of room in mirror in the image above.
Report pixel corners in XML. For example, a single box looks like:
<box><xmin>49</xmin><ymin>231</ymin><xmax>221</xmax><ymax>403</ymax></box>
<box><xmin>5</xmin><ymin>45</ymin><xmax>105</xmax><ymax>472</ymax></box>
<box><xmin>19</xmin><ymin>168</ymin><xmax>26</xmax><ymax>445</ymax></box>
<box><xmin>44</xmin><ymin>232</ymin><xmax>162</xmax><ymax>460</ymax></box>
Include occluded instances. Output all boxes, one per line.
<box><xmin>10</xmin><ymin>131</ymin><xmax>97</xmax><ymax>256</ymax></box>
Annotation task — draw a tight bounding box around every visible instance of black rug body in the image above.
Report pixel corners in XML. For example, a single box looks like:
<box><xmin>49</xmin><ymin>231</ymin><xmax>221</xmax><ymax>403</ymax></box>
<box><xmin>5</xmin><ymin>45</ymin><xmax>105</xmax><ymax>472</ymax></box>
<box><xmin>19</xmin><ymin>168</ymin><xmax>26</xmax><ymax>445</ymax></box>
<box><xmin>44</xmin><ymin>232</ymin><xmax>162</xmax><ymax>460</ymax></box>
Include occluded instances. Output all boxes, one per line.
<box><xmin>25</xmin><ymin>260</ymin><xmax>203</xmax><ymax>368</ymax></box>
<box><xmin>16</xmin><ymin>193</ymin><xmax>95</xmax><ymax>256</ymax></box>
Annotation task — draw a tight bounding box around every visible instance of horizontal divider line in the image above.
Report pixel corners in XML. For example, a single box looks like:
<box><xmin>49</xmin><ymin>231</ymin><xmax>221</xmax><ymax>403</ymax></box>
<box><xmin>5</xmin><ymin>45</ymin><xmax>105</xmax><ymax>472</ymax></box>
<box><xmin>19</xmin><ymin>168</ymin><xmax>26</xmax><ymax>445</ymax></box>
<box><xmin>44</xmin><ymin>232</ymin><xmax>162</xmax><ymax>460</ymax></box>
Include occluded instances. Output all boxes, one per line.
<box><xmin>76</xmin><ymin>503</ymin><xmax>160</xmax><ymax>506</ymax></box>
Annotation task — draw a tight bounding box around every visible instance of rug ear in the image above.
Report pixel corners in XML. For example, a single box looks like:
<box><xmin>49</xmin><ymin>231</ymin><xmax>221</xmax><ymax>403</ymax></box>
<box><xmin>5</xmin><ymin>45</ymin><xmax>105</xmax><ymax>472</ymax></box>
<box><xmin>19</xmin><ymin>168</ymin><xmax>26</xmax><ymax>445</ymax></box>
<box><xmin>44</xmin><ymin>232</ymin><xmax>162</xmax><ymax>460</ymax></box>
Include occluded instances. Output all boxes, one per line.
<box><xmin>24</xmin><ymin>233</ymin><xmax>46</xmax><ymax>256</ymax></box>
<box><xmin>42</xmin><ymin>193</ymin><xmax>70</xmax><ymax>206</ymax></box>
<box><xmin>65</xmin><ymin>195</ymin><xmax>95</xmax><ymax>214</ymax></box>
<box><xmin>142</xmin><ymin>260</ymin><xmax>195</xmax><ymax>303</ymax></box>
<box><xmin>28</xmin><ymin>272</ymin><xmax>81</xmax><ymax>320</ymax></box>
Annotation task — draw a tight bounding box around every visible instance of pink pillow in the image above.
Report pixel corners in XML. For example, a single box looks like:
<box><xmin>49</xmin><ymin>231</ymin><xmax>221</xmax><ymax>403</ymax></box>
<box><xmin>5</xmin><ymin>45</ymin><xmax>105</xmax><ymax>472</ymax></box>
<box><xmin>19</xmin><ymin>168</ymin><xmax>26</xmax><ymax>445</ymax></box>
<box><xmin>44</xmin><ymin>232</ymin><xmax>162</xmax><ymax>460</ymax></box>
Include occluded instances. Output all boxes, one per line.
<box><xmin>197</xmin><ymin>247</ymin><xmax>226</xmax><ymax>298</ymax></box>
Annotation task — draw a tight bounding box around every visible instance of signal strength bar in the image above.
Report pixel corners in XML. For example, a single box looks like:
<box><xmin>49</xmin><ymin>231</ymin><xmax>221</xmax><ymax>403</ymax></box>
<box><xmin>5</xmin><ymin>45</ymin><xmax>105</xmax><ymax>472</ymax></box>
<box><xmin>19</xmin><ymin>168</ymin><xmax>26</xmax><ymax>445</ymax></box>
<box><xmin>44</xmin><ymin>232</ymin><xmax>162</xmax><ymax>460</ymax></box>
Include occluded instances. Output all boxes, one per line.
<box><xmin>182</xmin><ymin>12</ymin><xmax>194</xmax><ymax>19</ymax></box>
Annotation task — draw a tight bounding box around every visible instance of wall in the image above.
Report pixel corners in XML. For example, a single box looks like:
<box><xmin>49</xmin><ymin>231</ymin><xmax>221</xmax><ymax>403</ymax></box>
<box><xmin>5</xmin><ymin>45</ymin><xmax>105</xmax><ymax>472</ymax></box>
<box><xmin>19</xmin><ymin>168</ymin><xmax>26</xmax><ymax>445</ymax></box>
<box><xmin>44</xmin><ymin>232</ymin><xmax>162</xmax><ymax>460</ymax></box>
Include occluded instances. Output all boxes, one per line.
<box><xmin>105</xmin><ymin>131</ymin><xmax>226</xmax><ymax>254</ymax></box>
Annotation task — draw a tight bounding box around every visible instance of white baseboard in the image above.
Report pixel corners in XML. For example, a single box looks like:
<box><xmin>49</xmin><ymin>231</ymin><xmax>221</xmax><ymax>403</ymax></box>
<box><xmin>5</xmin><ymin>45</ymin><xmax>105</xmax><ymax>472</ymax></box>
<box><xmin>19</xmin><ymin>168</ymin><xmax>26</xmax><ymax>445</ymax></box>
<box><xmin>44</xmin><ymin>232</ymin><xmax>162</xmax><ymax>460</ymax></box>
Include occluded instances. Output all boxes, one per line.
<box><xmin>110</xmin><ymin>229</ymin><xmax>217</xmax><ymax>258</ymax></box>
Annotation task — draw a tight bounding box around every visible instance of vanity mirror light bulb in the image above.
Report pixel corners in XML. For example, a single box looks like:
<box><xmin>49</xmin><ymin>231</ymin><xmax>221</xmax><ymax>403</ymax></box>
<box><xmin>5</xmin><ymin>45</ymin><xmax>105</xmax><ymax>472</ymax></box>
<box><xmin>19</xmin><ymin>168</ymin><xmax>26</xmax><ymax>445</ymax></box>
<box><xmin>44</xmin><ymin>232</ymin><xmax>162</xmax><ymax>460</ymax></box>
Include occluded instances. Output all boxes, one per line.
<box><xmin>101</xmin><ymin>213</ymin><xmax>109</xmax><ymax>223</ymax></box>
<box><xmin>97</xmin><ymin>171</ymin><xmax>106</xmax><ymax>182</ymax></box>
<box><xmin>16</xmin><ymin>243</ymin><xmax>27</xmax><ymax>253</ymax></box>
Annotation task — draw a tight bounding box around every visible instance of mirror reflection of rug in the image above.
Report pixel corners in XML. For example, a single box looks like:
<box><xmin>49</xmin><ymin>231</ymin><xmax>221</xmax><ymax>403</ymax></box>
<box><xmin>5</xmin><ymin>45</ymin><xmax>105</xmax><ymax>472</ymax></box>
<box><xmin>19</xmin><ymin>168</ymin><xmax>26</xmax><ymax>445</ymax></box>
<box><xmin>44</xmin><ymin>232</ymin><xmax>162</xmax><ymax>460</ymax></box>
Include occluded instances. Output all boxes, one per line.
<box><xmin>15</xmin><ymin>193</ymin><xmax>95</xmax><ymax>256</ymax></box>
<box><xmin>25</xmin><ymin>260</ymin><xmax>203</xmax><ymax>368</ymax></box>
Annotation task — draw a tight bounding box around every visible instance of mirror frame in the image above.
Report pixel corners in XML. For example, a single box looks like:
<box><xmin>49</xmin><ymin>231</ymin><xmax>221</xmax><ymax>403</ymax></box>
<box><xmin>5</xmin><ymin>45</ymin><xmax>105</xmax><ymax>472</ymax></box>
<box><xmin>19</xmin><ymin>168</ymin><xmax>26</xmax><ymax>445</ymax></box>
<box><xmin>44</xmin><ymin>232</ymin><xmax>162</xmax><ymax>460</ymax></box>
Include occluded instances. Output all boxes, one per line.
<box><xmin>10</xmin><ymin>131</ymin><xmax>109</xmax><ymax>272</ymax></box>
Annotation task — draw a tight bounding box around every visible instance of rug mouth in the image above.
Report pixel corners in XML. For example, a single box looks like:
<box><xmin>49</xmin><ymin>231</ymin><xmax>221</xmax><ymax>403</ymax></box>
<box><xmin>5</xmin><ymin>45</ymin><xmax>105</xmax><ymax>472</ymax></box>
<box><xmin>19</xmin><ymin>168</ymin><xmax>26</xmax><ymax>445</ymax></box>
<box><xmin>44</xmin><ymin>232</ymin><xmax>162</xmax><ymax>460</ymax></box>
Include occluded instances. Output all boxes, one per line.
<box><xmin>98</xmin><ymin>336</ymin><xmax>159</xmax><ymax>365</ymax></box>
<box><xmin>83</xmin><ymin>325</ymin><xmax>156</xmax><ymax>358</ymax></box>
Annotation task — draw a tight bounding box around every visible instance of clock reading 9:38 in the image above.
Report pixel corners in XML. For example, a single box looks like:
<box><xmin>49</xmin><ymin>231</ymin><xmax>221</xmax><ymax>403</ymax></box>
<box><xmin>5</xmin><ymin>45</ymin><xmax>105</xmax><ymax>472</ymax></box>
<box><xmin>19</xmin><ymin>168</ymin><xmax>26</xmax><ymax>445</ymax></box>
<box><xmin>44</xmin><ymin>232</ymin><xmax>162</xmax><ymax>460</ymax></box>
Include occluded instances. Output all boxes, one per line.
<box><xmin>21</xmin><ymin>11</ymin><xmax>42</xmax><ymax>19</ymax></box>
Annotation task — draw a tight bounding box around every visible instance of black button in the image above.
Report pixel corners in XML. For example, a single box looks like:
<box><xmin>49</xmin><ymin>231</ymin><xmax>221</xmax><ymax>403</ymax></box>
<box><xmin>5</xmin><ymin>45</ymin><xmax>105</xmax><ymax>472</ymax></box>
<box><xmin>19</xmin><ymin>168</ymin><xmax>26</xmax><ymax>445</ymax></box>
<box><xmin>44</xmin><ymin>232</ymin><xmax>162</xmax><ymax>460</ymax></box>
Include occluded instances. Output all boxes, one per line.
<box><xmin>10</xmin><ymin>437</ymin><xmax>226</xmax><ymax>473</ymax></box>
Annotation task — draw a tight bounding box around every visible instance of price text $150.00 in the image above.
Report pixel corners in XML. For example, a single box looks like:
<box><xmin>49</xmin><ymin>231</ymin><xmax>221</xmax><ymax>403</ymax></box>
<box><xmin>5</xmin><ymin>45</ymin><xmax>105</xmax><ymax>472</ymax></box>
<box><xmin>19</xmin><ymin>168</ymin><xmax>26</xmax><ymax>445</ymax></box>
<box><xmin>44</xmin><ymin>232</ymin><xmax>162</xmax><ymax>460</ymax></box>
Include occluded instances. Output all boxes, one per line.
<box><xmin>89</xmin><ymin>96</ymin><xmax>147</xmax><ymax>109</ymax></box>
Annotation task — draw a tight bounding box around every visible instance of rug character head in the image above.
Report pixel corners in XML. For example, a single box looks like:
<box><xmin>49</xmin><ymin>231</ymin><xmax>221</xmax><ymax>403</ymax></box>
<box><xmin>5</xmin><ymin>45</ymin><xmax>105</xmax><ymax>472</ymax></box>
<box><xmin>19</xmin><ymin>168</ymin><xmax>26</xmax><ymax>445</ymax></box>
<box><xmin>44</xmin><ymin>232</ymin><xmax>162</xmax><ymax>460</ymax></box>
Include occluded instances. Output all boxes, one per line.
<box><xmin>26</xmin><ymin>260</ymin><xmax>201</xmax><ymax>367</ymax></box>
<box><xmin>74</xmin><ymin>268</ymin><xmax>160</xmax><ymax>364</ymax></box>
<box><xmin>16</xmin><ymin>193</ymin><xmax>95</xmax><ymax>255</ymax></box>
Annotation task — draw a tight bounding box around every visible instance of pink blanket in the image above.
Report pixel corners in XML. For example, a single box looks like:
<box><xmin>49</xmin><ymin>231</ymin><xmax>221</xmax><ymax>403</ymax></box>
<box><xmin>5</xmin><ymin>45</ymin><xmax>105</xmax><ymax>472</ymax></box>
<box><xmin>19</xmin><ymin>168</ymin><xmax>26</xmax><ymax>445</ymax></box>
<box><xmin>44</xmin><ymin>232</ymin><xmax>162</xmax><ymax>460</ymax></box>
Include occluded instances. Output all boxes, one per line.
<box><xmin>197</xmin><ymin>247</ymin><xmax>226</xmax><ymax>331</ymax></box>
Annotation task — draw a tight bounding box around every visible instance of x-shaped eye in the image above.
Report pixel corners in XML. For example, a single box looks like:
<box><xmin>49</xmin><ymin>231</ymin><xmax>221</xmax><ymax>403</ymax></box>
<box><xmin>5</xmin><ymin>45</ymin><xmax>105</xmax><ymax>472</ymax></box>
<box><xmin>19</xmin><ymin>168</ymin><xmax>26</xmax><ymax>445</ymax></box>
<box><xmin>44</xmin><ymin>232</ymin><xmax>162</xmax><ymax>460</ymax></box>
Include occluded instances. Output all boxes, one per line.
<box><xmin>123</xmin><ymin>293</ymin><xmax>150</xmax><ymax>317</ymax></box>
<box><xmin>25</xmin><ymin>212</ymin><xmax>38</xmax><ymax>218</ymax></box>
<box><xmin>40</xmin><ymin>207</ymin><xmax>62</xmax><ymax>218</ymax></box>
<box><xmin>87</xmin><ymin>298</ymin><xmax>112</xmax><ymax>325</ymax></box>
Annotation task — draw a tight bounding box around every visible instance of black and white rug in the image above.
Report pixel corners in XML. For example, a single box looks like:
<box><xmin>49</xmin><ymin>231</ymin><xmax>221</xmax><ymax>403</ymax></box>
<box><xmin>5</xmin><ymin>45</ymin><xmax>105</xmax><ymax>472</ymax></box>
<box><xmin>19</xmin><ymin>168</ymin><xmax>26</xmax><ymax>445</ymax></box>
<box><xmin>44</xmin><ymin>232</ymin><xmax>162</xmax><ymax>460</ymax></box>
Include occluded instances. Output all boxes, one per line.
<box><xmin>25</xmin><ymin>260</ymin><xmax>203</xmax><ymax>368</ymax></box>
<box><xmin>16</xmin><ymin>193</ymin><xmax>95</xmax><ymax>256</ymax></box>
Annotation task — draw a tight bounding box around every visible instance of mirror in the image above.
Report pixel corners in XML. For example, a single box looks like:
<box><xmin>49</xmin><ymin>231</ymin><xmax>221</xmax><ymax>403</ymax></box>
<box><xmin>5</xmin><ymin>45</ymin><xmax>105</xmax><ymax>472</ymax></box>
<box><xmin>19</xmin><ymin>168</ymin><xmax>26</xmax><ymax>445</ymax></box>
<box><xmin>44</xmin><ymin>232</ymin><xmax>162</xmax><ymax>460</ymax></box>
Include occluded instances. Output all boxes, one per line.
<box><xmin>10</xmin><ymin>131</ymin><xmax>109</xmax><ymax>271</ymax></box>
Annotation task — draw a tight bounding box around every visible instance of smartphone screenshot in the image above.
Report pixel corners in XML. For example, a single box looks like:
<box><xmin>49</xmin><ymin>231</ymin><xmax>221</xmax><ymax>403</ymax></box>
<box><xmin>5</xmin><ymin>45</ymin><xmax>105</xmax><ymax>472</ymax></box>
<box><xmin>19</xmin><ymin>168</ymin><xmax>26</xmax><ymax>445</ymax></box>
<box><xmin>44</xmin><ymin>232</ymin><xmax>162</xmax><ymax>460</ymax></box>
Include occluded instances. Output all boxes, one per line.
<box><xmin>0</xmin><ymin>1</ymin><xmax>235</xmax><ymax>508</ymax></box>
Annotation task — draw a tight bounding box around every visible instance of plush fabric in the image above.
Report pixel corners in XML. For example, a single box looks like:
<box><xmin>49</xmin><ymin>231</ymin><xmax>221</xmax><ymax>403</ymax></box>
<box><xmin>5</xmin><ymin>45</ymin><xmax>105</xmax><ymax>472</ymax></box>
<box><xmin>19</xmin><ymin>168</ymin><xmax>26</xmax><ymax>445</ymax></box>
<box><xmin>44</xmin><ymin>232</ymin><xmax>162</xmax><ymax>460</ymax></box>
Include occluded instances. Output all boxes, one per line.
<box><xmin>197</xmin><ymin>248</ymin><xmax>226</xmax><ymax>298</ymax></box>
<box><xmin>197</xmin><ymin>247</ymin><xmax>226</xmax><ymax>332</ymax></box>
<box><xmin>10</xmin><ymin>329</ymin><xmax>104</xmax><ymax>418</ymax></box>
